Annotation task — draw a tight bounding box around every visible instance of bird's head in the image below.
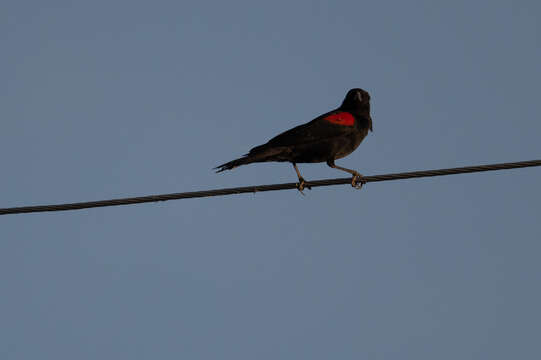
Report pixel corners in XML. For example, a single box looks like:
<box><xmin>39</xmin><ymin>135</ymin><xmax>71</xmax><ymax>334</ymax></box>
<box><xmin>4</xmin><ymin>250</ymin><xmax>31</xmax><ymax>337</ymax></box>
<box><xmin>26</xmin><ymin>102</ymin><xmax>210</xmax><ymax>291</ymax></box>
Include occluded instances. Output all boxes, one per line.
<box><xmin>341</xmin><ymin>88</ymin><xmax>370</xmax><ymax>108</ymax></box>
<box><xmin>341</xmin><ymin>88</ymin><xmax>372</xmax><ymax>131</ymax></box>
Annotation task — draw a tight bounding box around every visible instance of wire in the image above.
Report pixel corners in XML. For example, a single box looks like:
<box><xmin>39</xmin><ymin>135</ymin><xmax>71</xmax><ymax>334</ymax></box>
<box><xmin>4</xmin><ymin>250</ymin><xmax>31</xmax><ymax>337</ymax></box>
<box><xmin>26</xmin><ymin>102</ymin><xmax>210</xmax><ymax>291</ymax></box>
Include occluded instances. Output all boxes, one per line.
<box><xmin>1</xmin><ymin>159</ymin><xmax>540</xmax><ymax>216</ymax></box>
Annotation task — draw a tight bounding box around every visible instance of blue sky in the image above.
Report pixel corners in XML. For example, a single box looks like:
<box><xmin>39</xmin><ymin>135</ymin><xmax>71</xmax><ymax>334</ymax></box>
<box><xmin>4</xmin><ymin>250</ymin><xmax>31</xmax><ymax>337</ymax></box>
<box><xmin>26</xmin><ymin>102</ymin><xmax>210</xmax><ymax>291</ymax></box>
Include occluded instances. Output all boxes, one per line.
<box><xmin>1</xmin><ymin>1</ymin><xmax>540</xmax><ymax>359</ymax></box>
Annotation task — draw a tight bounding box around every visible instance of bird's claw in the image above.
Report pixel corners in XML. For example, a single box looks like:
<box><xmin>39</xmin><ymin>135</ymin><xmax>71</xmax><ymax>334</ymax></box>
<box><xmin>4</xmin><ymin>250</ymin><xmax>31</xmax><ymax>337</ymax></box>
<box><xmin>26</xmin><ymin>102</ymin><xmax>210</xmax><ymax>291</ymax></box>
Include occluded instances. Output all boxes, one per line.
<box><xmin>296</xmin><ymin>178</ymin><xmax>312</xmax><ymax>195</ymax></box>
<box><xmin>351</xmin><ymin>173</ymin><xmax>365</xmax><ymax>189</ymax></box>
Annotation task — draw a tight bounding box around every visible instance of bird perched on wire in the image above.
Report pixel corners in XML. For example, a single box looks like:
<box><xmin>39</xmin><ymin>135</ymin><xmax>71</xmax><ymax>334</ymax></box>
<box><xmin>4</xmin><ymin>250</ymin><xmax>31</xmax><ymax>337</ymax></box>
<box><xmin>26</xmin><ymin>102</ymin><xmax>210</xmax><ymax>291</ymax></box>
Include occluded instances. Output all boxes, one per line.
<box><xmin>215</xmin><ymin>88</ymin><xmax>373</xmax><ymax>192</ymax></box>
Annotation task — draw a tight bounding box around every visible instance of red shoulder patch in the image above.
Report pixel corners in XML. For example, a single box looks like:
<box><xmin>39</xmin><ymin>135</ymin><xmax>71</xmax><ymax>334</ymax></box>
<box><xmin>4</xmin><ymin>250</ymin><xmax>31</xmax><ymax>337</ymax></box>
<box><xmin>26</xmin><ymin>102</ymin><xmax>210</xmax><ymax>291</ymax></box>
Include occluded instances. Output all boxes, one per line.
<box><xmin>324</xmin><ymin>112</ymin><xmax>354</xmax><ymax>126</ymax></box>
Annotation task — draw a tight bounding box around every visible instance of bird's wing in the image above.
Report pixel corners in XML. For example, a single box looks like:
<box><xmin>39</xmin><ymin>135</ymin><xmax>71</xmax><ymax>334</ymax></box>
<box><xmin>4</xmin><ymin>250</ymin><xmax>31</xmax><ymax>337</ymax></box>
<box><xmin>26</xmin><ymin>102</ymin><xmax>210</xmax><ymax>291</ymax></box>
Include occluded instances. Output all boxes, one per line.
<box><xmin>249</xmin><ymin>110</ymin><xmax>353</xmax><ymax>153</ymax></box>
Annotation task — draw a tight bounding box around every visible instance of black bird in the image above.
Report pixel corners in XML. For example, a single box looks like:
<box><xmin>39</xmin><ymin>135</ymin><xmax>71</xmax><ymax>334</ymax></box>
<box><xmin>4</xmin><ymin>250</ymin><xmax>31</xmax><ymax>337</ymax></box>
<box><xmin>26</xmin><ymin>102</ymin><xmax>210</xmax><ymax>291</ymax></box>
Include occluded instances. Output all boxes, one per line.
<box><xmin>215</xmin><ymin>88</ymin><xmax>373</xmax><ymax>192</ymax></box>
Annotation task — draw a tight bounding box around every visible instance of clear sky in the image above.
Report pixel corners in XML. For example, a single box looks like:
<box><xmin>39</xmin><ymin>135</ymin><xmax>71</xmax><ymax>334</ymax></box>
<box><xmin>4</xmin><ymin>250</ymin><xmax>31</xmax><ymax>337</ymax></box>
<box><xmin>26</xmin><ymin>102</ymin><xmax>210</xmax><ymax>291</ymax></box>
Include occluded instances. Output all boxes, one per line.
<box><xmin>1</xmin><ymin>1</ymin><xmax>540</xmax><ymax>359</ymax></box>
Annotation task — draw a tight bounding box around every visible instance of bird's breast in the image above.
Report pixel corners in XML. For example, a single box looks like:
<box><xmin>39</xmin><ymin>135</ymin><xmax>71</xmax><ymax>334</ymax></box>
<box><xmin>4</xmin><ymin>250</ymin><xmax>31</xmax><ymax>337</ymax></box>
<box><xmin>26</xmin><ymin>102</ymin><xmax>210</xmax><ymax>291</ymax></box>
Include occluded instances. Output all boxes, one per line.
<box><xmin>333</xmin><ymin>128</ymin><xmax>369</xmax><ymax>160</ymax></box>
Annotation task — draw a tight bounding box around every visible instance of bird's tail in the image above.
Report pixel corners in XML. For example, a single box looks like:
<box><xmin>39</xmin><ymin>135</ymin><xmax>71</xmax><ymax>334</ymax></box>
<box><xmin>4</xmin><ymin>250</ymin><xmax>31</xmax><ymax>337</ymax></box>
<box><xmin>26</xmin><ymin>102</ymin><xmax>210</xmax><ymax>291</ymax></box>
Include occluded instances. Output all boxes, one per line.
<box><xmin>214</xmin><ymin>155</ymin><xmax>255</xmax><ymax>173</ymax></box>
<box><xmin>214</xmin><ymin>147</ymin><xmax>284</xmax><ymax>173</ymax></box>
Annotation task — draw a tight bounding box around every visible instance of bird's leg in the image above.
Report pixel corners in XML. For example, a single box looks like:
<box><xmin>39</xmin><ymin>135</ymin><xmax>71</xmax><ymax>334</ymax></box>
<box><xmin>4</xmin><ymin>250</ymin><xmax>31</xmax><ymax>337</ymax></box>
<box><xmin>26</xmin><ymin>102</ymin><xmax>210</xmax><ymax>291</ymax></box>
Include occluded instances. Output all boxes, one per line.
<box><xmin>292</xmin><ymin>163</ymin><xmax>311</xmax><ymax>194</ymax></box>
<box><xmin>326</xmin><ymin>159</ymin><xmax>365</xmax><ymax>189</ymax></box>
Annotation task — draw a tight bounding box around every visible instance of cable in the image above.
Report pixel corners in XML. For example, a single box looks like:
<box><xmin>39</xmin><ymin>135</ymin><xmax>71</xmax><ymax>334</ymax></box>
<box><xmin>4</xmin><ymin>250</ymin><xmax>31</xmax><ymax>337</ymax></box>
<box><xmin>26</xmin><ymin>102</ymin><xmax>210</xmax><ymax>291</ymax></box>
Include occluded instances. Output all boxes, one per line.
<box><xmin>1</xmin><ymin>159</ymin><xmax>540</xmax><ymax>215</ymax></box>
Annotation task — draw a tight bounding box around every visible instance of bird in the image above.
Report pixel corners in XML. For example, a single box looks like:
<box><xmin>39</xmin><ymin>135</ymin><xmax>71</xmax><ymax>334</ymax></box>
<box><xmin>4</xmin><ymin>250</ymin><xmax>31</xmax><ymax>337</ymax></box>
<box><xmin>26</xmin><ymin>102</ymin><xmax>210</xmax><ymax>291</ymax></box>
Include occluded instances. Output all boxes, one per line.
<box><xmin>215</xmin><ymin>88</ymin><xmax>373</xmax><ymax>192</ymax></box>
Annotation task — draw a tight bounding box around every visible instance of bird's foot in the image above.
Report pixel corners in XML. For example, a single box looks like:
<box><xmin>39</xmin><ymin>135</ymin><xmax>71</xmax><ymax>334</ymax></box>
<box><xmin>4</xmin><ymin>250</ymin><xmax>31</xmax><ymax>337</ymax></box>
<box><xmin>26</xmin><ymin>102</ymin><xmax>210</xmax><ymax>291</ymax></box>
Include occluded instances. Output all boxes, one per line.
<box><xmin>296</xmin><ymin>177</ymin><xmax>312</xmax><ymax>195</ymax></box>
<box><xmin>351</xmin><ymin>172</ymin><xmax>365</xmax><ymax>189</ymax></box>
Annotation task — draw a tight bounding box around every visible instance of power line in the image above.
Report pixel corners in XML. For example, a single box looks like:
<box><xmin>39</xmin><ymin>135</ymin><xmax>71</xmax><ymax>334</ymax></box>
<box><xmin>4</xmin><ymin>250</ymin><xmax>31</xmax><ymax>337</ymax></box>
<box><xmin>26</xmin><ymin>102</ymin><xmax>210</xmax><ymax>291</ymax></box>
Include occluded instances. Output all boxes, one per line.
<box><xmin>1</xmin><ymin>159</ymin><xmax>540</xmax><ymax>216</ymax></box>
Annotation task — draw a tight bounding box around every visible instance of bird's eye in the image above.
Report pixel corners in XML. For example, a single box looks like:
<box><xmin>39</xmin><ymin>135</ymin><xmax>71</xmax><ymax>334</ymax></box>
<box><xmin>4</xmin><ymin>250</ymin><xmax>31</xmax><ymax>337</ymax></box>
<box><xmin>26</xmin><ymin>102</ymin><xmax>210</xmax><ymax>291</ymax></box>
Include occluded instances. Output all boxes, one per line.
<box><xmin>356</xmin><ymin>91</ymin><xmax>363</xmax><ymax>102</ymax></box>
